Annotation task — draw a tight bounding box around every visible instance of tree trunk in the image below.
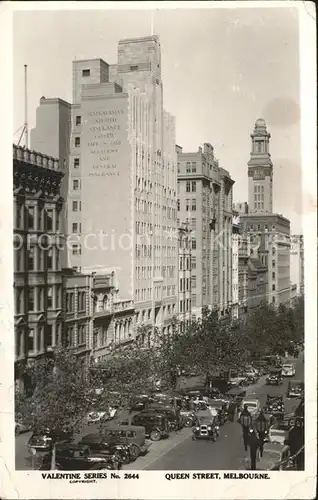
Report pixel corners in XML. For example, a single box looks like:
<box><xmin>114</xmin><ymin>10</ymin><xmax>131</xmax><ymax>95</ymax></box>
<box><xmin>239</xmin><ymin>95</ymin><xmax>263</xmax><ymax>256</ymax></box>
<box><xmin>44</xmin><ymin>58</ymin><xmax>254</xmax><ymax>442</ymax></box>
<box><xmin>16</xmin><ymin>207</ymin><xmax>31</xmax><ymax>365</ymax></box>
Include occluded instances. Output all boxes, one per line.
<box><xmin>50</xmin><ymin>444</ymin><xmax>56</xmax><ymax>470</ymax></box>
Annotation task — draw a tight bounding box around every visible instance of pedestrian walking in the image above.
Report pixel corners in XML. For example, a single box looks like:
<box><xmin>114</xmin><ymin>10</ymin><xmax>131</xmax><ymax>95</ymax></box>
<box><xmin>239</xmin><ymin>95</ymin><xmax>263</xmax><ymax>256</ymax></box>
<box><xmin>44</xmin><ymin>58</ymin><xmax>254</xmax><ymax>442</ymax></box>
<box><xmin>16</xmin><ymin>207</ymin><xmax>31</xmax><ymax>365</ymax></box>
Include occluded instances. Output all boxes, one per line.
<box><xmin>288</xmin><ymin>418</ymin><xmax>304</xmax><ymax>470</ymax></box>
<box><xmin>254</xmin><ymin>409</ymin><xmax>268</xmax><ymax>457</ymax></box>
<box><xmin>248</xmin><ymin>428</ymin><xmax>260</xmax><ymax>470</ymax></box>
<box><xmin>238</xmin><ymin>404</ymin><xmax>253</xmax><ymax>451</ymax></box>
<box><xmin>227</xmin><ymin>398</ymin><xmax>236</xmax><ymax>422</ymax></box>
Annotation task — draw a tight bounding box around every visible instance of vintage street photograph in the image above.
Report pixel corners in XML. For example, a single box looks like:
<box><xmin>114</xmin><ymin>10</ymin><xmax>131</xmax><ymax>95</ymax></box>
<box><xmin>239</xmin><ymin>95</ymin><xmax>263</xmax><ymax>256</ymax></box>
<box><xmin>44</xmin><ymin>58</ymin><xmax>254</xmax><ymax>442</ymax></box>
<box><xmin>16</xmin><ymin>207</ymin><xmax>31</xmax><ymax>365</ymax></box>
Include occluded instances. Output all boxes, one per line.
<box><xmin>0</xmin><ymin>2</ymin><xmax>316</xmax><ymax>498</ymax></box>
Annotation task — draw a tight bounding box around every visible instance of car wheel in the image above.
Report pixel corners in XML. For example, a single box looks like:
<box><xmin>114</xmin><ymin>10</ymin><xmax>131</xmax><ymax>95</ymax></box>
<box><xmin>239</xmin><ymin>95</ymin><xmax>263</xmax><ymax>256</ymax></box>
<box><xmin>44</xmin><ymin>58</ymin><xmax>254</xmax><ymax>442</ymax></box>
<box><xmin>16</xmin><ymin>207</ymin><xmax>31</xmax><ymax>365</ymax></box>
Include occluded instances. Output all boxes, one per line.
<box><xmin>150</xmin><ymin>430</ymin><xmax>161</xmax><ymax>442</ymax></box>
<box><xmin>129</xmin><ymin>443</ymin><xmax>141</xmax><ymax>460</ymax></box>
<box><xmin>120</xmin><ymin>451</ymin><xmax>131</xmax><ymax>465</ymax></box>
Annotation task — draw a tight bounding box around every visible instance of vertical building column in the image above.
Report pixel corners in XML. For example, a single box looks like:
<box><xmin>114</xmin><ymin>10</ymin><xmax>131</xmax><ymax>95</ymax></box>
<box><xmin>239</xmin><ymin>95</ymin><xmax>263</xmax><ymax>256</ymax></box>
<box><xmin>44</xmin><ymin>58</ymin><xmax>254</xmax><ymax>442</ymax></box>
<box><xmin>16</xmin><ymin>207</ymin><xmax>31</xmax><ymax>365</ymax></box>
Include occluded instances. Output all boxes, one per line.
<box><xmin>52</xmin><ymin>323</ymin><xmax>56</xmax><ymax>348</ymax></box>
<box><xmin>40</xmin><ymin>326</ymin><xmax>45</xmax><ymax>352</ymax></box>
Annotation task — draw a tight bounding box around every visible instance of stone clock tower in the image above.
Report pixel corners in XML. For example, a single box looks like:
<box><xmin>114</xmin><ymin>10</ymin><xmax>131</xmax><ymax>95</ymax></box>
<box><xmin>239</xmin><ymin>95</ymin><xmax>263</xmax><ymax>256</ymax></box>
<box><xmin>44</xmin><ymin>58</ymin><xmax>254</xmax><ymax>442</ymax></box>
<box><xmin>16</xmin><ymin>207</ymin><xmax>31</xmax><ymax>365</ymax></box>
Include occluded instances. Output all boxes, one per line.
<box><xmin>248</xmin><ymin>118</ymin><xmax>273</xmax><ymax>214</ymax></box>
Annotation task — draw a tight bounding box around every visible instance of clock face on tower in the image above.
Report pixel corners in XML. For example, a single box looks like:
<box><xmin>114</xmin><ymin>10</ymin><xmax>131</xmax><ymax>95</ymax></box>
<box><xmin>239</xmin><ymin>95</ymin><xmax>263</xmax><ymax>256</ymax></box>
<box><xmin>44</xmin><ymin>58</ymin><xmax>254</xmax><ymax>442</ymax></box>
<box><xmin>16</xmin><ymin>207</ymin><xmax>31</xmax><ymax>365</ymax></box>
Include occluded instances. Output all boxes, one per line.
<box><xmin>253</xmin><ymin>168</ymin><xmax>263</xmax><ymax>180</ymax></box>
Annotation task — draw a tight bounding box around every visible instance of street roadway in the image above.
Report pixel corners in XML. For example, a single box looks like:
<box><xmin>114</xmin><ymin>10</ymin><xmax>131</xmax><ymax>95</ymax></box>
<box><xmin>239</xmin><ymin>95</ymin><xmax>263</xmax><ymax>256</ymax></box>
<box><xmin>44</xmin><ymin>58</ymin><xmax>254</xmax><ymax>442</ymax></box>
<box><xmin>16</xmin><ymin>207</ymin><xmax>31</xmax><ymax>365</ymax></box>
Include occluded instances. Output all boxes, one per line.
<box><xmin>145</xmin><ymin>354</ymin><xmax>304</xmax><ymax>470</ymax></box>
<box><xmin>15</xmin><ymin>353</ymin><xmax>304</xmax><ymax>471</ymax></box>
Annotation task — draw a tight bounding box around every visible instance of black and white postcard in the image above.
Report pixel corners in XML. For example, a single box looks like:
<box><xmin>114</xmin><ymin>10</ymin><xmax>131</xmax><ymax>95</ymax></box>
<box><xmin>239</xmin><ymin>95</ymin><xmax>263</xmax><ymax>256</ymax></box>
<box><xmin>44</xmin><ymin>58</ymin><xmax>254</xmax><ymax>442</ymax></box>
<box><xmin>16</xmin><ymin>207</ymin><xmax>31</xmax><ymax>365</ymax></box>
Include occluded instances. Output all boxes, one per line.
<box><xmin>0</xmin><ymin>1</ymin><xmax>316</xmax><ymax>499</ymax></box>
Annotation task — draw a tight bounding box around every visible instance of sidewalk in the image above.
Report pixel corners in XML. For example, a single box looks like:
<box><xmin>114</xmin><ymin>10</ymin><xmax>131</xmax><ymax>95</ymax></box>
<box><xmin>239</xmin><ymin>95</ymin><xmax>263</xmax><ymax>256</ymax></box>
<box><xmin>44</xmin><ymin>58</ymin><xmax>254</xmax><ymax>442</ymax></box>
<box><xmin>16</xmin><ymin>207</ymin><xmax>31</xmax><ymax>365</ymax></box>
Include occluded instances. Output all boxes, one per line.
<box><xmin>122</xmin><ymin>427</ymin><xmax>193</xmax><ymax>470</ymax></box>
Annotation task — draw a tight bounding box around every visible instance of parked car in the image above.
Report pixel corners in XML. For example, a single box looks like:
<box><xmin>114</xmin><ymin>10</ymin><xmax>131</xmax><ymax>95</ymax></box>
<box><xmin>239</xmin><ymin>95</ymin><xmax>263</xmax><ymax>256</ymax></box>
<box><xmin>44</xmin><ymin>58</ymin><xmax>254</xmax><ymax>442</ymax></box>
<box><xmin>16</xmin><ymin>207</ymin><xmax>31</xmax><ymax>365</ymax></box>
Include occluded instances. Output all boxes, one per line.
<box><xmin>264</xmin><ymin>395</ymin><xmax>285</xmax><ymax>419</ymax></box>
<box><xmin>146</xmin><ymin>404</ymin><xmax>183</xmax><ymax>431</ymax></box>
<box><xmin>28</xmin><ymin>426</ymin><xmax>73</xmax><ymax>452</ymax></box>
<box><xmin>130</xmin><ymin>395</ymin><xmax>154</xmax><ymax>411</ymax></box>
<box><xmin>101</xmin><ymin>424</ymin><xmax>151</xmax><ymax>459</ymax></box>
<box><xmin>225</xmin><ymin>387</ymin><xmax>247</xmax><ymax>408</ymax></box>
<box><xmin>258</xmin><ymin>443</ymin><xmax>293</xmax><ymax>471</ymax></box>
<box><xmin>125</xmin><ymin>412</ymin><xmax>170</xmax><ymax>441</ymax></box>
<box><xmin>282</xmin><ymin>364</ymin><xmax>296</xmax><ymax>377</ymax></box>
<box><xmin>79</xmin><ymin>433</ymin><xmax>131</xmax><ymax>464</ymax></box>
<box><xmin>268</xmin><ymin>421</ymin><xmax>290</xmax><ymax>445</ymax></box>
<box><xmin>287</xmin><ymin>380</ymin><xmax>304</xmax><ymax>398</ymax></box>
<box><xmin>266</xmin><ymin>367</ymin><xmax>283</xmax><ymax>386</ymax></box>
<box><xmin>40</xmin><ymin>444</ymin><xmax>120</xmax><ymax>470</ymax></box>
<box><xmin>180</xmin><ymin>410</ymin><xmax>196</xmax><ymax>427</ymax></box>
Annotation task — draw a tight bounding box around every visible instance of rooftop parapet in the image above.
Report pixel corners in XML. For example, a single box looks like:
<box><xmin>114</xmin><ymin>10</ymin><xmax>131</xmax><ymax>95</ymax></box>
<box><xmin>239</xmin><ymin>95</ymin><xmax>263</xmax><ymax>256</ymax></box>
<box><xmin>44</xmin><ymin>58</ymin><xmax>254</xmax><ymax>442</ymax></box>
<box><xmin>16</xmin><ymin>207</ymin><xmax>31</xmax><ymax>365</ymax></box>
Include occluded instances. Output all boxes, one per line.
<box><xmin>13</xmin><ymin>144</ymin><xmax>62</xmax><ymax>172</ymax></box>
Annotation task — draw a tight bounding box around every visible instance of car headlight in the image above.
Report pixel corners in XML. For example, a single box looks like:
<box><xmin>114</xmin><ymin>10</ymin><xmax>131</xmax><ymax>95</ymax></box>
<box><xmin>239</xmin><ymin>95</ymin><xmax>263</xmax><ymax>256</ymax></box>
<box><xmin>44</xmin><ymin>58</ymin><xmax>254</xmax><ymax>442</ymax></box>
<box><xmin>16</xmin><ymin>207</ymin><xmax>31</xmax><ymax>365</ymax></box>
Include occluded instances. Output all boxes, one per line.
<box><xmin>196</xmin><ymin>427</ymin><xmax>200</xmax><ymax>431</ymax></box>
<box><xmin>207</xmin><ymin>426</ymin><xmax>212</xmax><ymax>431</ymax></box>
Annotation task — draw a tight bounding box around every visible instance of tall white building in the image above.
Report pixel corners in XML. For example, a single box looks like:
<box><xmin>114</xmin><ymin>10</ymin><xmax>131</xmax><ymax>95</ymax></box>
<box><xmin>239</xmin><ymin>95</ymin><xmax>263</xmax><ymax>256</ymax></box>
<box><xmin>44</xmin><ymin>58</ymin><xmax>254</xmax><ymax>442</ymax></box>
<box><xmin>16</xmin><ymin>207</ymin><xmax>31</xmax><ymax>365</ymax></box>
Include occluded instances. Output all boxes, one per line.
<box><xmin>67</xmin><ymin>36</ymin><xmax>178</xmax><ymax>339</ymax></box>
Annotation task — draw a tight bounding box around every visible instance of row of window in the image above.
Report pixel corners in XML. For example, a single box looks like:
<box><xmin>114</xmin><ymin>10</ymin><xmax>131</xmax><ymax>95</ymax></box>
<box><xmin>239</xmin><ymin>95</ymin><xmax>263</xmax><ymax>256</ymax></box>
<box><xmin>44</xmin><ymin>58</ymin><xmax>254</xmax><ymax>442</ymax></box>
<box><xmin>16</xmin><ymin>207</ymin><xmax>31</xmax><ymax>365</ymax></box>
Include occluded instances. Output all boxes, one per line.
<box><xmin>254</xmin><ymin>184</ymin><xmax>265</xmax><ymax>193</ymax></box>
<box><xmin>179</xmin><ymin>255</ymin><xmax>191</xmax><ymax>271</ymax></box>
<box><xmin>179</xmin><ymin>277</ymin><xmax>191</xmax><ymax>292</ymax></box>
<box><xmin>177</xmin><ymin>199</ymin><xmax>197</xmax><ymax>211</ymax></box>
<box><xmin>16</xmin><ymin>323</ymin><xmax>61</xmax><ymax>356</ymax></box>
<box><xmin>15</xmin><ymin>246</ymin><xmax>60</xmax><ymax>273</ymax></box>
<box><xmin>254</xmin><ymin>194</ymin><xmax>264</xmax><ymax>202</ymax></box>
<box><xmin>15</xmin><ymin>285</ymin><xmax>62</xmax><ymax>314</ymax></box>
<box><xmin>15</xmin><ymin>205</ymin><xmax>60</xmax><ymax>232</ymax></box>
<box><xmin>248</xmin><ymin>224</ymin><xmax>276</xmax><ymax>232</ymax></box>
<box><xmin>66</xmin><ymin>291</ymin><xmax>87</xmax><ymax>313</ymax></box>
<box><xmin>179</xmin><ymin>298</ymin><xmax>191</xmax><ymax>313</ymax></box>
<box><xmin>177</xmin><ymin>162</ymin><xmax>197</xmax><ymax>174</ymax></box>
<box><xmin>186</xmin><ymin>181</ymin><xmax>196</xmax><ymax>193</ymax></box>
<box><xmin>64</xmin><ymin>324</ymin><xmax>87</xmax><ymax>347</ymax></box>
<box><xmin>254</xmin><ymin>202</ymin><xmax>264</xmax><ymax>210</ymax></box>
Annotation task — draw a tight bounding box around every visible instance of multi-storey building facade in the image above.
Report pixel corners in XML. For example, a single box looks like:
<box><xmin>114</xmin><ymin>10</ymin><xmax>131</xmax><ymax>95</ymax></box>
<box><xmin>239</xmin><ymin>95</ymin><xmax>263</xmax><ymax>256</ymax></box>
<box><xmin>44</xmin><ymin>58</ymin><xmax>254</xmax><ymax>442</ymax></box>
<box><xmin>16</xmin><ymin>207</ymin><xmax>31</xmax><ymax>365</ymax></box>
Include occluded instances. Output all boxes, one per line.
<box><xmin>178</xmin><ymin>223</ymin><xmax>192</xmax><ymax>328</ymax></box>
<box><xmin>66</xmin><ymin>36</ymin><xmax>178</xmax><ymax>338</ymax></box>
<box><xmin>290</xmin><ymin>235</ymin><xmax>304</xmax><ymax>297</ymax></box>
<box><xmin>240</xmin><ymin>119</ymin><xmax>290</xmax><ymax>307</ymax></box>
<box><xmin>232</xmin><ymin>215</ymin><xmax>240</xmax><ymax>320</ymax></box>
<box><xmin>247</xmin><ymin>256</ymin><xmax>268</xmax><ymax>310</ymax></box>
<box><xmin>177</xmin><ymin>143</ymin><xmax>234</xmax><ymax>317</ymax></box>
<box><xmin>13</xmin><ymin>145</ymin><xmax>65</xmax><ymax>391</ymax></box>
<box><xmin>62</xmin><ymin>269</ymin><xmax>134</xmax><ymax>364</ymax></box>
<box><xmin>31</xmin><ymin>36</ymin><xmax>178</xmax><ymax>340</ymax></box>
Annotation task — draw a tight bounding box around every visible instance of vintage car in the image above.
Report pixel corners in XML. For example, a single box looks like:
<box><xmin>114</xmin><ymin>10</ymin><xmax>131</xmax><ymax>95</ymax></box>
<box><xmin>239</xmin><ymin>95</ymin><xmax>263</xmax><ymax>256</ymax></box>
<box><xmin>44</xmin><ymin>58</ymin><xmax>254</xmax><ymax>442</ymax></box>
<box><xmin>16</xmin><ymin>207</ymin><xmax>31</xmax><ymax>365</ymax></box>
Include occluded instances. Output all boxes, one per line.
<box><xmin>268</xmin><ymin>421</ymin><xmax>290</xmax><ymax>445</ymax></box>
<box><xmin>282</xmin><ymin>363</ymin><xmax>296</xmax><ymax>377</ymax></box>
<box><xmin>28</xmin><ymin>426</ymin><xmax>73</xmax><ymax>452</ymax></box>
<box><xmin>78</xmin><ymin>433</ymin><xmax>132</xmax><ymax>464</ymax></box>
<box><xmin>124</xmin><ymin>412</ymin><xmax>170</xmax><ymax>442</ymax></box>
<box><xmin>40</xmin><ymin>444</ymin><xmax>120</xmax><ymax>470</ymax></box>
<box><xmin>192</xmin><ymin>410</ymin><xmax>219</xmax><ymax>441</ymax></box>
<box><xmin>264</xmin><ymin>395</ymin><xmax>285</xmax><ymax>419</ymax></box>
<box><xmin>240</xmin><ymin>398</ymin><xmax>261</xmax><ymax>417</ymax></box>
<box><xmin>266</xmin><ymin>367</ymin><xmax>283</xmax><ymax>386</ymax></box>
<box><xmin>258</xmin><ymin>443</ymin><xmax>294</xmax><ymax>471</ymax></box>
<box><xmin>130</xmin><ymin>394</ymin><xmax>154</xmax><ymax>411</ymax></box>
<box><xmin>100</xmin><ymin>424</ymin><xmax>151</xmax><ymax>459</ymax></box>
<box><xmin>180</xmin><ymin>410</ymin><xmax>196</xmax><ymax>427</ymax></box>
<box><xmin>145</xmin><ymin>403</ymin><xmax>183</xmax><ymax>431</ymax></box>
<box><xmin>287</xmin><ymin>380</ymin><xmax>304</xmax><ymax>398</ymax></box>
<box><xmin>207</xmin><ymin>399</ymin><xmax>228</xmax><ymax>425</ymax></box>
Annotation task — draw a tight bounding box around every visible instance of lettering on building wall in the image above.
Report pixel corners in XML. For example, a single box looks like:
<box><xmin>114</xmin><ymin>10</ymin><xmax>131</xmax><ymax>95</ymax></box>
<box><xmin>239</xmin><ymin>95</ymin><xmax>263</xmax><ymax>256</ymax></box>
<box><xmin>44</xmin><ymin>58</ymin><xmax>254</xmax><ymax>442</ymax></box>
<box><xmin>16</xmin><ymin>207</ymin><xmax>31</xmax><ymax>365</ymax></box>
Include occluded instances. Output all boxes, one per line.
<box><xmin>86</xmin><ymin>108</ymin><xmax>125</xmax><ymax>177</ymax></box>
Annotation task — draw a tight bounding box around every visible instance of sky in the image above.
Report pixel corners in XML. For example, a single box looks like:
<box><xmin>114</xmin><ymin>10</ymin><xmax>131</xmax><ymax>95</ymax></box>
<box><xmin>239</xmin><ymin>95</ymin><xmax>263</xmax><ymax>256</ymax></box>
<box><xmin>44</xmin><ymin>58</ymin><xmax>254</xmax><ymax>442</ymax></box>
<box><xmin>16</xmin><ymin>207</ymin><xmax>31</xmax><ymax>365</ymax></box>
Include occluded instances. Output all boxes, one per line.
<box><xmin>13</xmin><ymin>6</ymin><xmax>302</xmax><ymax>232</ymax></box>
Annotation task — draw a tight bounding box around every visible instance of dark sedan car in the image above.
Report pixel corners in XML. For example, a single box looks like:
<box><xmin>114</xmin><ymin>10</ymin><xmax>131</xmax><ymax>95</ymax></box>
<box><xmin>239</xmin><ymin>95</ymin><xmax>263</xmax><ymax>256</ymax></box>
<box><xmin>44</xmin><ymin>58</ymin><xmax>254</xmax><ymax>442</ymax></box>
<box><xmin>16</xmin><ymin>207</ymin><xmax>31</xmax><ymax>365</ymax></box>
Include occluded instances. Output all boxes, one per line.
<box><xmin>40</xmin><ymin>444</ymin><xmax>120</xmax><ymax>470</ymax></box>
<box><xmin>28</xmin><ymin>427</ymin><xmax>73</xmax><ymax>452</ymax></box>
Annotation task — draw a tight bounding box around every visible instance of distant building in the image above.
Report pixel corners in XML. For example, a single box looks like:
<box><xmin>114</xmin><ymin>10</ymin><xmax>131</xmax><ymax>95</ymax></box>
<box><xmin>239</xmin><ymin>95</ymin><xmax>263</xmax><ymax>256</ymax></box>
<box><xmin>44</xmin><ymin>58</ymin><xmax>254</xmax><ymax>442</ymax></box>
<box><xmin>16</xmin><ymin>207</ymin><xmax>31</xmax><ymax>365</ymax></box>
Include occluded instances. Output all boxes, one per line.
<box><xmin>232</xmin><ymin>215</ymin><xmax>240</xmax><ymax>320</ymax></box>
<box><xmin>247</xmin><ymin>256</ymin><xmax>268</xmax><ymax>310</ymax></box>
<box><xmin>240</xmin><ymin>119</ymin><xmax>291</xmax><ymax>307</ymax></box>
<box><xmin>177</xmin><ymin>222</ymin><xmax>192</xmax><ymax>328</ymax></box>
<box><xmin>177</xmin><ymin>143</ymin><xmax>234</xmax><ymax>317</ymax></box>
<box><xmin>13</xmin><ymin>145</ymin><xmax>65</xmax><ymax>392</ymax></box>
<box><xmin>233</xmin><ymin>212</ymin><xmax>250</xmax><ymax>319</ymax></box>
<box><xmin>290</xmin><ymin>235</ymin><xmax>304</xmax><ymax>297</ymax></box>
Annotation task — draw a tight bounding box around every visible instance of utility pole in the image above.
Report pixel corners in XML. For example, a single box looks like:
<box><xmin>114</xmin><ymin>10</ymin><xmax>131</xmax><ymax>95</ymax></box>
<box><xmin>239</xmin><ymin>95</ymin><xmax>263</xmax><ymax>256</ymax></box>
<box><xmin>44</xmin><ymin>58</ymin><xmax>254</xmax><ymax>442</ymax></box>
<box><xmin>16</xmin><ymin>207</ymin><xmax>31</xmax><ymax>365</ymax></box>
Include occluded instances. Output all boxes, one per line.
<box><xmin>24</xmin><ymin>65</ymin><xmax>28</xmax><ymax>148</ymax></box>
